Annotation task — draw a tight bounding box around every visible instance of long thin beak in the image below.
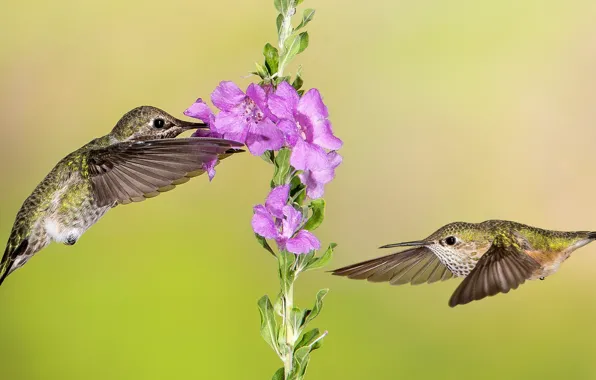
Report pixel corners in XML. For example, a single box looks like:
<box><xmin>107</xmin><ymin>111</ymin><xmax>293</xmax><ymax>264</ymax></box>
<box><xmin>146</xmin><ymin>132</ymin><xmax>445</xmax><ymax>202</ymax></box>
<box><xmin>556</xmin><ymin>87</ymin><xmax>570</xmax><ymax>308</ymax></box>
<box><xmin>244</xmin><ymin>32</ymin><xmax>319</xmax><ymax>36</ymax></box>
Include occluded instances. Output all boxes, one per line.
<box><xmin>379</xmin><ymin>240</ymin><xmax>428</xmax><ymax>249</ymax></box>
<box><xmin>177</xmin><ymin>119</ymin><xmax>208</xmax><ymax>130</ymax></box>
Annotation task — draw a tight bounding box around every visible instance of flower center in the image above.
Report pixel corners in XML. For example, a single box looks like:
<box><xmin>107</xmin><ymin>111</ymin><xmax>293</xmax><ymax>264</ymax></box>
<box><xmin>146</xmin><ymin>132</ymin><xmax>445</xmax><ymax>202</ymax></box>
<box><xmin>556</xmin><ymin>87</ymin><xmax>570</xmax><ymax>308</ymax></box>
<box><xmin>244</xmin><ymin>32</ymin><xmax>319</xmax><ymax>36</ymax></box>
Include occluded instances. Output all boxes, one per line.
<box><xmin>243</xmin><ymin>98</ymin><xmax>264</xmax><ymax>124</ymax></box>
<box><xmin>297</xmin><ymin>121</ymin><xmax>307</xmax><ymax>140</ymax></box>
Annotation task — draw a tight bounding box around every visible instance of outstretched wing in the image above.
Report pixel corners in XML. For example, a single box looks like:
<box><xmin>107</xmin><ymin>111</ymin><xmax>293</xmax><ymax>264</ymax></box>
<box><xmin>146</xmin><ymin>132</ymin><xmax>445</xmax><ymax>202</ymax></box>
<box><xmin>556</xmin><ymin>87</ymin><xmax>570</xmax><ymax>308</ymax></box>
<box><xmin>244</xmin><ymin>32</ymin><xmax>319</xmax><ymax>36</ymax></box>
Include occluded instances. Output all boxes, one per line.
<box><xmin>331</xmin><ymin>247</ymin><xmax>454</xmax><ymax>285</ymax></box>
<box><xmin>87</xmin><ymin>137</ymin><xmax>243</xmax><ymax>207</ymax></box>
<box><xmin>448</xmin><ymin>241</ymin><xmax>540</xmax><ymax>307</ymax></box>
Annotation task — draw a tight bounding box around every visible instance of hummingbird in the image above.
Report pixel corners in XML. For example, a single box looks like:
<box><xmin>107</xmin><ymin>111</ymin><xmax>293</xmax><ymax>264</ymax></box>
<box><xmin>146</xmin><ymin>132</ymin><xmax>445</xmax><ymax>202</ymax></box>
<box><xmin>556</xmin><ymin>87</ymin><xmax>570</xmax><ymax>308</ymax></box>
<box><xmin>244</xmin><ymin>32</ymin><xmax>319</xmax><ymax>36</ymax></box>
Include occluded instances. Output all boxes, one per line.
<box><xmin>332</xmin><ymin>220</ymin><xmax>596</xmax><ymax>307</ymax></box>
<box><xmin>1</xmin><ymin>106</ymin><xmax>243</xmax><ymax>285</ymax></box>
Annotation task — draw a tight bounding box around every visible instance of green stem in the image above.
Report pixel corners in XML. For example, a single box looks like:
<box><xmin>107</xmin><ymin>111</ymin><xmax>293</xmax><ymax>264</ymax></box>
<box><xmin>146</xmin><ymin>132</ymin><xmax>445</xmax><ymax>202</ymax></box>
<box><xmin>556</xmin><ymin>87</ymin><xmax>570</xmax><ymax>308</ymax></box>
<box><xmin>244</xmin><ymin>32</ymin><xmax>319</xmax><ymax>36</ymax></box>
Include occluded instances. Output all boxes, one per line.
<box><xmin>277</xmin><ymin>1</ymin><xmax>296</xmax><ymax>77</ymax></box>
<box><xmin>283</xmin><ymin>283</ymin><xmax>294</xmax><ymax>378</ymax></box>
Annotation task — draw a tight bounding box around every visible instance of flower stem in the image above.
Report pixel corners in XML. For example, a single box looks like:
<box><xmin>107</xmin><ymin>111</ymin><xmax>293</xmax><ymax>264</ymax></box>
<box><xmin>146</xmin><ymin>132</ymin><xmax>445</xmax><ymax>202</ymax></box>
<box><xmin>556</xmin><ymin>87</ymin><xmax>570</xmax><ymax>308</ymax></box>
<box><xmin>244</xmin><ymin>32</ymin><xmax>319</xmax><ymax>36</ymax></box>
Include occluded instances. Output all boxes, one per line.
<box><xmin>283</xmin><ymin>282</ymin><xmax>294</xmax><ymax>378</ymax></box>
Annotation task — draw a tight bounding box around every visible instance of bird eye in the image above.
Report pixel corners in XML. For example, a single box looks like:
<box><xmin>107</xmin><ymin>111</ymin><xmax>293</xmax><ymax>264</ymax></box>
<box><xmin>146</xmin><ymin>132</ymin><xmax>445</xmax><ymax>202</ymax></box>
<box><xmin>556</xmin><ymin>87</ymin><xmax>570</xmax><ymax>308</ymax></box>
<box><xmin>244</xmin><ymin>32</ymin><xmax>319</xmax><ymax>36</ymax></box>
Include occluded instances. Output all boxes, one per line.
<box><xmin>152</xmin><ymin>118</ymin><xmax>165</xmax><ymax>128</ymax></box>
<box><xmin>445</xmin><ymin>236</ymin><xmax>457</xmax><ymax>245</ymax></box>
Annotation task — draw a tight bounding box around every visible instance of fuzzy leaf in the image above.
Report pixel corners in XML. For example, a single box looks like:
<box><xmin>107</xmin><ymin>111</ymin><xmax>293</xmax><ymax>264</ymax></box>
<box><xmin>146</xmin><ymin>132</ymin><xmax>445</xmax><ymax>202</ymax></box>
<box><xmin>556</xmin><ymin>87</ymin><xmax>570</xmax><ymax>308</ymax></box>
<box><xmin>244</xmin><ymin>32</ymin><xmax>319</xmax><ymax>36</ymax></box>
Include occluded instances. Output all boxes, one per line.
<box><xmin>272</xmin><ymin>148</ymin><xmax>292</xmax><ymax>187</ymax></box>
<box><xmin>295</xmin><ymin>328</ymin><xmax>320</xmax><ymax>350</ymax></box>
<box><xmin>263</xmin><ymin>43</ymin><xmax>279</xmax><ymax>75</ymax></box>
<box><xmin>304</xmin><ymin>289</ymin><xmax>328</xmax><ymax>326</ymax></box>
<box><xmin>272</xmin><ymin>368</ymin><xmax>284</xmax><ymax>380</ymax></box>
<box><xmin>305</xmin><ymin>242</ymin><xmax>336</xmax><ymax>271</ymax></box>
<box><xmin>290</xmin><ymin>175</ymin><xmax>306</xmax><ymax>204</ymax></box>
<box><xmin>295</xmin><ymin>8</ymin><xmax>315</xmax><ymax>30</ymax></box>
<box><xmin>261</xmin><ymin>150</ymin><xmax>275</xmax><ymax>164</ymax></box>
<box><xmin>255</xmin><ymin>233</ymin><xmax>276</xmax><ymax>257</ymax></box>
<box><xmin>292</xmin><ymin>346</ymin><xmax>311</xmax><ymax>378</ymax></box>
<box><xmin>258</xmin><ymin>296</ymin><xmax>279</xmax><ymax>353</ymax></box>
<box><xmin>297</xmin><ymin>32</ymin><xmax>309</xmax><ymax>54</ymax></box>
<box><xmin>255</xmin><ymin>62</ymin><xmax>268</xmax><ymax>79</ymax></box>
<box><xmin>278</xmin><ymin>250</ymin><xmax>296</xmax><ymax>295</ymax></box>
<box><xmin>292</xmin><ymin>72</ymin><xmax>304</xmax><ymax>91</ymax></box>
<box><xmin>290</xmin><ymin>306</ymin><xmax>306</xmax><ymax>335</ymax></box>
<box><xmin>303</xmin><ymin>199</ymin><xmax>325</xmax><ymax>231</ymax></box>
<box><xmin>276</xmin><ymin>14</ymin><xmax>283</xmax><ymax>35</ymax></box>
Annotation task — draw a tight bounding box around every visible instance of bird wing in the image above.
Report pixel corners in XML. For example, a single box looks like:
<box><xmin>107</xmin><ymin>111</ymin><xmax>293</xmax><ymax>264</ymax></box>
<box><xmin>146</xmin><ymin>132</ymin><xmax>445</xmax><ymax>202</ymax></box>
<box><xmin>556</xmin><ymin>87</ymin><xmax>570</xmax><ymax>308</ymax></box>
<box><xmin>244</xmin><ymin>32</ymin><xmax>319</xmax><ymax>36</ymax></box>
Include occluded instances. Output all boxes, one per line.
<box><xmin>87</xmin><ymin>137</ymin><xmax>243</xmax><ymax>207</ymax></box>
<box><xmin>448</xmin><ymin>240</ymin><xmax>540</xmax><ymax>307</ymax></box>
<box><xmin>331</xmin><ymin>247</ymin><xmax>454</xmax><ymax>285</ymax></box>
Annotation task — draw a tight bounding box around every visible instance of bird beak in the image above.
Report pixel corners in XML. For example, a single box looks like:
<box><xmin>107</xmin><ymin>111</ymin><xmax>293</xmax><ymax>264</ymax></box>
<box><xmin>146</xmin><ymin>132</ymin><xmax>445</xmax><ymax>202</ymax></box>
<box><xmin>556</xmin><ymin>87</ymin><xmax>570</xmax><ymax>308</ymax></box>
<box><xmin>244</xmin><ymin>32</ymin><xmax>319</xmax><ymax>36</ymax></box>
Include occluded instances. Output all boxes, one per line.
<box><xmin>177</xmin><ymin>119</ymin><xmax>208</xmax><ymax>131</ymax></box>
<box><xmin>379</xmin><ymin>240</ymin><xmax>428</xmax><ymax>249</ymax></box>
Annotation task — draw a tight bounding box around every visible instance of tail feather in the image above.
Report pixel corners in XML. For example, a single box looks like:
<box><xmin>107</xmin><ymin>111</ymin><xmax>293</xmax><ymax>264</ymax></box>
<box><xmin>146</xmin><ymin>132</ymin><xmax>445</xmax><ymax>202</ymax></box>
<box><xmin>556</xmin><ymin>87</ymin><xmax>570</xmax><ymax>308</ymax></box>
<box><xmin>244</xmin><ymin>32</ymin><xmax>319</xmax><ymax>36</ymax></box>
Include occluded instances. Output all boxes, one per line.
<box><xmin>0</xmin><ymin>239</ymin><xmax>29</xmax><ymax>286</ymax></box>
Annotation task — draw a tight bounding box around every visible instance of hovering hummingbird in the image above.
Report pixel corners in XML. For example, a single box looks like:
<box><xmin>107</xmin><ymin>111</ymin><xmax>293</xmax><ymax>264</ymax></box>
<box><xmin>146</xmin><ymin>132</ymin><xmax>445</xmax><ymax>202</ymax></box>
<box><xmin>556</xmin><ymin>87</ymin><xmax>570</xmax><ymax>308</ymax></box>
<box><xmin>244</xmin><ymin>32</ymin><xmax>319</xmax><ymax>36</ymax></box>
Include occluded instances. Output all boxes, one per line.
<box><xmin>332</xmin><ymin>220</ymin><xmax>596</xmax><ymax>307</ymax></box>
<box><xmin>1</xmin><ymin>106</ymin><xmax>243</xmax><ymax>285</ymax></box>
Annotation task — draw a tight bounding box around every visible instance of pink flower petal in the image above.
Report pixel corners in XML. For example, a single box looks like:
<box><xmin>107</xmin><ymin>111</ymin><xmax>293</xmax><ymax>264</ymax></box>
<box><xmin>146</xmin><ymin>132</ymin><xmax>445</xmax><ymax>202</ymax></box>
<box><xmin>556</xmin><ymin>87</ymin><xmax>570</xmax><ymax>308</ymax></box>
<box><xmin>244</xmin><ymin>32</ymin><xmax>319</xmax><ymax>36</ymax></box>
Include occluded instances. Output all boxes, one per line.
<box><xmin>202</xmin><ymin>158</ymin><xmax>218</xmax><ymax>181</ymax></box>
<box><xmin>299</xmin><ymin>152</ymin><xmax>342</xmax><ymax>199</ymax></box>
<box><xmin>245</xmin><ymin>119</ymin><xmax>284</xmax><ymax>156</ymax></box>
<box><xmin>277</xmin><ymin>119</ymin><xmax>300</xmax><ymax>147</ymax></box>
<box><xmin>265</xmin><ymin>185</ymin><xmax>290</xmax><ymax>218</ymax></box>
<box><xmin>290</xmin><ymin>139</ymin><xmax>329</xmax><ymax>171</ymax></box>
<box><xmin>286</xmin><ymin>230</ymin><xmax>321</xmax><ymax>254</ymax></box>
<box><xmin>297</xmin><ymin>88</ymin><xmax>328</xmax><ymax>119</ymax></box>
<box><xmin>214</xmin><ymin>110</ymin><xmax>249</xmax><ymax>143</ymax></box>
<box><xmin>211</xmin><ymin>81</ymin><xmax>246</xmax><ymax>112</ymax></box>
<box><xmin>269</xmin><ymin>81</ymin><xmax>299</xmax><ymax>120</ymax></box>
<box><xmin>184</xmin><ymin>98</ymin><xmax>214</xmax><ymax>123</ymax></box>
<box><xmin>252</xmin><ymin>205</ymin><xmax>278</xmax><ymax>239</ymax></box>
<box><xmin>281</xmin><ymin>205</ymin><xmax>302</xmax><ymax>239</ymax></box>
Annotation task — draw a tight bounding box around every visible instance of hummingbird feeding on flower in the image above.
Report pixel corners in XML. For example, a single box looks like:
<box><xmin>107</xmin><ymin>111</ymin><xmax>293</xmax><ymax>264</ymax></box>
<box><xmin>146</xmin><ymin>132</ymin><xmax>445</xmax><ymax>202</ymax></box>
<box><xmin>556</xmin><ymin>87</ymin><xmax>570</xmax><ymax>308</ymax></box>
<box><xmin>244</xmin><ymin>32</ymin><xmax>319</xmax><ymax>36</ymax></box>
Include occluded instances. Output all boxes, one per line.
<box><xmin>1</xmin><ymin>106</ymin><xmax>243</xmax><ymax>285</ymax></box>
<box><xmin>332</xmin><ymin>220</ymin><xmax>596</xmax><ymax>307</ymax></box>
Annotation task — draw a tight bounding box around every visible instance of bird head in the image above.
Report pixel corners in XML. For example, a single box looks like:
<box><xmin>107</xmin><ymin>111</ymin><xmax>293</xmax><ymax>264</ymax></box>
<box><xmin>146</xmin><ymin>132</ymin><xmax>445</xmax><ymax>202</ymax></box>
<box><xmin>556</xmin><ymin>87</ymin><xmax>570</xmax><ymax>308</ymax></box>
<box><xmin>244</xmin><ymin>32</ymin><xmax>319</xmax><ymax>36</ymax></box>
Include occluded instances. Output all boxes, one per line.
<box><xmin>110</xmin><ymin>106</ymin><xmax>207</xmax><ymax>142</ymax></box>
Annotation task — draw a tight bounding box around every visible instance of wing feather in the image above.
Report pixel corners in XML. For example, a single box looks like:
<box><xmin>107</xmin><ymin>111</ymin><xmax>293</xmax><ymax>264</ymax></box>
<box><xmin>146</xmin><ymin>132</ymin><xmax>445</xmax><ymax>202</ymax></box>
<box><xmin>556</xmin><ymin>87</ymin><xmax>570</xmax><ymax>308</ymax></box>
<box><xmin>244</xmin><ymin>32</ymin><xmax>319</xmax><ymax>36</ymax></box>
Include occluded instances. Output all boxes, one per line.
<box><xmin>88</xmin><ymin>137</ymin><xmax>243</xmax><ymax>206</ymax></box>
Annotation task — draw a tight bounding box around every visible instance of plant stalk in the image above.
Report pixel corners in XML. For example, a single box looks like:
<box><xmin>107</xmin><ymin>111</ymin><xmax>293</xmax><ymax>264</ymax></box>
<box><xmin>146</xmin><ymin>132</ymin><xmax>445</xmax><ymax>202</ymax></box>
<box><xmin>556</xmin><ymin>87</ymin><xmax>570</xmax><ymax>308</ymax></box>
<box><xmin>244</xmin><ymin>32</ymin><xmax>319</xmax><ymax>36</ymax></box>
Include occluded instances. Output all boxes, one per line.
<box><xmin>283</xmin><ymin>282</ymin><xmax>294</xmax><ymax>378</ymax></box>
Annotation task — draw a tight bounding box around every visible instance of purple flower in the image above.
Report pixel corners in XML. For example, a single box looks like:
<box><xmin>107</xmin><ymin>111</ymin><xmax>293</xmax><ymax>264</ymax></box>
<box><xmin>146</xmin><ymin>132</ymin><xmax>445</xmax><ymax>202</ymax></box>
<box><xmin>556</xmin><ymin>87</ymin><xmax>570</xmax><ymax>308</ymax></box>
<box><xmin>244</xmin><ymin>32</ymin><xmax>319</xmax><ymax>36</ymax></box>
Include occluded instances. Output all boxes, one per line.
<box><xmin>268</xmin><ymin>82</ymin><xmax>342</xmax><ymax>171</ymax></box>
<box><xmin>183</xmin><ymin>98</ymin><xmax>220</xmax><ymax>181</ymax></box>
<box><xmin>299</xmin><ymin>151</ymin><xmax>342</xmax><ymax>199</ymax></box>
<box><xmin>184</xmin><ymin>98</ymin><xmax>220</xmax><ymax>138</ymax></box>
<box><xmin>251</xmin><ymin>185</ymin><xmax>321</xmax><ymax>254</ymax></box>
<box><xmin>211</xmin><ymin>81</ymin><xmax>283</xmax><ymax>156</ymax></box>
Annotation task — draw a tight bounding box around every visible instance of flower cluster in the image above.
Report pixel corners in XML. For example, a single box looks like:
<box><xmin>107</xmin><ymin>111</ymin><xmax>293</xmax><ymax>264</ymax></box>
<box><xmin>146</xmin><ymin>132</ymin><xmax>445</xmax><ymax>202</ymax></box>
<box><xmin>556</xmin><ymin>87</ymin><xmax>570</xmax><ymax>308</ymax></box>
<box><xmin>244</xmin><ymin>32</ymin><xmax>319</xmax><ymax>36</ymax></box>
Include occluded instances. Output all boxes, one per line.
<box><xmin>184</xmin><ymin>81</ymin><xmax>342</xmax><ymax>199</ymax></box>
<box><xmin>251</xmin><ymin>185</ymin><xmax>320</xmax><ymax>255</ymax></box>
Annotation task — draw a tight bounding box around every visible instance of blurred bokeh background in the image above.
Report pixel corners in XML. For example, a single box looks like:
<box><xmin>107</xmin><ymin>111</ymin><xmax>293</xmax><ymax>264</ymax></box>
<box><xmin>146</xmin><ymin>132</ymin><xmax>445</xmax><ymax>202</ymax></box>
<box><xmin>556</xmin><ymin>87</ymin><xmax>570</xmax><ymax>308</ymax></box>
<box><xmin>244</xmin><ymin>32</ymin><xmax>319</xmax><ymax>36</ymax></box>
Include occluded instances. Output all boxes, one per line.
<box><xmin>2</xmin><ymin>0</ymin><xmax>596</xmax><ymax>378</ymax></box>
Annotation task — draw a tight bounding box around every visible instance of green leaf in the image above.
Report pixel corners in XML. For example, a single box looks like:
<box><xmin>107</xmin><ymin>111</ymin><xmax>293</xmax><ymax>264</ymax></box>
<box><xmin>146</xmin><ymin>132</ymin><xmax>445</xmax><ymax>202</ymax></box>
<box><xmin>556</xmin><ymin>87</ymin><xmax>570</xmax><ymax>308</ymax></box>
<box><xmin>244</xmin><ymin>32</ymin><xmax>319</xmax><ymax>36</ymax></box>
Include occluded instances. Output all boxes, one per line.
<box><xmin>263</xmin><ymin>43</ymin><xmax>279</xmax><ymax>75</ymax></box>
<box><xmin>304</xmin><ymin>289</ymin><xmax>328</xmax><ymax>326</ymax></box>
<box><xmin>297</xmin><ymin>32</ymin><xmax>309</xmax><ymax>54</ymax></box>
<box><xmin>289</xmin><ymin>175</ymin><xmax>306</xmax><ymax>204</ymax></box>
<box><xmin>289</xmin><ymin>306</ymin><xmax>306</xmax><ymax>334</ymax></box>
<box><xmin>272</xmin><ymin>368</ymin><xmax>284</xmax><ymax>380</ymax></box>
<box><xmin>291</xmin><ymin>72</ymin><xmax>304</xmax><ymax>91</ymax></box>
<box><xmin>273</xmin><ymin>293</ymin><xmax>284</xmax><ymax>317</ymax></box>
<box><xmin>292</xmin><ymin>346</ymin><xmax>311</xmax><ymax>378</ymax></box>
<box><xmin>276</xmin><ymin>14</ymin><xmax>283</xmax><ymax>35</ymax></box>
<box><xmin>255</xmin><ymin>62</ymin><xmax>268</xmax><ymax>79</ymax></box>
<box><xmin>295</xmin><ymin>8</ymin><xmax>315</xmax><ymax>30</ymax></box>
<box><xmin>272</xmin><ymin>148</ymin><xmax>292</xmax><ymax>187</ymax></box>
<box><xmin>303</xmin><ymin>199</ymin><xmax>325</xmax><ymax>231</ymax></box>
<box><xmin>279</xmin><ymin>36</ymin><xmax>301</xmax><ymax>73</ymax></box>
<box><xmin>278</xmin><ymin>250</ymin><xmax>296</xmax><ymax>294</ymax></box>
<box><xmin>295</xmin><ymin>0</ymin><xmax>304</xmax><ymax>6</ymax></box>
<box><xmin>258</xmin><ymin>296</ymin><xmax>279</xmax><ymax>354</ymax></box>
<box><xmin>255</xmin><ymin>233</ymin><xmax>276</xmax><ymax>257</ymax></box>
<box><xmin>261</xmin><ymin>150</ymin><xmax>275</xmax><ymax>164</ymax></box>
<box><xmin>274</xmin><ymin>0</ymin><xmax>291</xmax><ymax>14</ymax></box>
<box><xmin>305</xmin><ymin>242</ymin><xmax>336</xmax><ymax>271</ymax></box>
<box><xmin>295</xmin><ymin>328</ymin><xmax>320</xmax><ymax>350</ymax></box>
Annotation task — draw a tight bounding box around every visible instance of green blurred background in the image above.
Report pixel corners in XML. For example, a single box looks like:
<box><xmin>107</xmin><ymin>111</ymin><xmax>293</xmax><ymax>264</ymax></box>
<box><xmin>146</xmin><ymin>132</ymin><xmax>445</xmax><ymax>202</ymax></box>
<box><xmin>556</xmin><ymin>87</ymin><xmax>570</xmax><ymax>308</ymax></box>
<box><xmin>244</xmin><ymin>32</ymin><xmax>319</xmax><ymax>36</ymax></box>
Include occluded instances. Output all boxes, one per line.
<box><xmin>2</xmin><ymin>0</ymin><xmax>596</xmax><ymax>379</ymax></box>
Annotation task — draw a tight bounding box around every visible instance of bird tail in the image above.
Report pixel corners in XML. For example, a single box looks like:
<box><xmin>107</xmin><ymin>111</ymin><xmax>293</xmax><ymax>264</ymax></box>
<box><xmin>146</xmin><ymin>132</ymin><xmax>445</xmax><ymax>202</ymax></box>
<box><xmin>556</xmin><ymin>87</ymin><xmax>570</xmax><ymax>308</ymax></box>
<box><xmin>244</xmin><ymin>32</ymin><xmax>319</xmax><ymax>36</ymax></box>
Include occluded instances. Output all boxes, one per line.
<box><xmin>0</xmin><ymin>239</ymin><xmax>29</xmax><ymax>286</ymax></box>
